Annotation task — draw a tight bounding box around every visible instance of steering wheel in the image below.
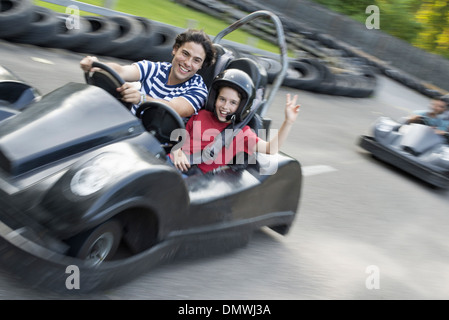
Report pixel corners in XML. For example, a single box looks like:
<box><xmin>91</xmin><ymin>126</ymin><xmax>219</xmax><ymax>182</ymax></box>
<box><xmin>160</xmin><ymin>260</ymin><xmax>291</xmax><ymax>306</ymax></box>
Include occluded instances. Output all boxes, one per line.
<box><xmin>84</xmin><ymin>61</ymin><xmax>132</xmax><ymax>110</ymax></box>
<box><xmin>136</xmin><ymin>101</ymin><xmax>186</xmax><ymax>151</ymax></box>
<box><xmin>417</xmin><ymin>115</ymin><xmax>432</xmax><ymax>126</ymax></box>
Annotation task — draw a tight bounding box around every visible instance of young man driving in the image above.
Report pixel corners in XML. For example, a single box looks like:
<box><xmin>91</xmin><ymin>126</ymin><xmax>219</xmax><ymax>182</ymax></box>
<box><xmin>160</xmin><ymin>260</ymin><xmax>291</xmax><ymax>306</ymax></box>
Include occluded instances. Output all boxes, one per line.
<box><xmin>80</xmin><ymin>29</ymin><xmax>216</xmax><ymax>118</ymax></box>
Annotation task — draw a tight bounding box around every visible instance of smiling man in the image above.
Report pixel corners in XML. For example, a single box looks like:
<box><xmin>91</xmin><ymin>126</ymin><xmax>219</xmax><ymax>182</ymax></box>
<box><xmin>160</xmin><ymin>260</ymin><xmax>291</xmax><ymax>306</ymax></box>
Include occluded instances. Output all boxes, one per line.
<box><xmin>80</xmin><ymin>29</ymin><xmax>216</xmax><ymax>118</ymax></box>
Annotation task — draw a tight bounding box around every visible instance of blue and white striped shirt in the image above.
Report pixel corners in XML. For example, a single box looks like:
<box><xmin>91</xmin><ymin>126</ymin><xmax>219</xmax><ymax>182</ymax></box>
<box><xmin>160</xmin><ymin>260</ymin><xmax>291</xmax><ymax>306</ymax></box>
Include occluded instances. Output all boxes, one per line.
<box><xmin>132</xmin><ymin>60</ymin><xmax>208</xmax><ymax>115</ymax></box>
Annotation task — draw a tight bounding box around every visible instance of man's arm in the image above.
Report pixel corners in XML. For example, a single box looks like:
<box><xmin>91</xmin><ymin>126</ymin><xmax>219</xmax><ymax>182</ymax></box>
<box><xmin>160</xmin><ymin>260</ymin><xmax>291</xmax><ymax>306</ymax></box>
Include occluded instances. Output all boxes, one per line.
<box><xmin>80</xmin><ymin>56</ymin><xmax>140</xmax><ymax>82</ymax></box>
<box><xmin>145</xmin><ymin>96</ymin><xmax>197</xmax><ymax>118</ymax></box>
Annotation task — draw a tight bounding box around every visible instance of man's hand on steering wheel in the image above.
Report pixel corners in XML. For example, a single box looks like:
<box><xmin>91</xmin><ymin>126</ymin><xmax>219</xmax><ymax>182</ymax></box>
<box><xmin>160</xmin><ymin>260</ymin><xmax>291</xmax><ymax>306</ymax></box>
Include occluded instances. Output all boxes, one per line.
<box><xmin>80</xmin><ymin>56</ymin><xmax>100</xmax><ymax>73</ymax></box>
<box><xmin>82</xmin><ymin>59</ymin><xmax>134</xmax><ymax>110</ymax></box>
<box><xmin>116</xmin><ymin>83</ymin><xmax>141</xmax><ymax>105</ymax></box>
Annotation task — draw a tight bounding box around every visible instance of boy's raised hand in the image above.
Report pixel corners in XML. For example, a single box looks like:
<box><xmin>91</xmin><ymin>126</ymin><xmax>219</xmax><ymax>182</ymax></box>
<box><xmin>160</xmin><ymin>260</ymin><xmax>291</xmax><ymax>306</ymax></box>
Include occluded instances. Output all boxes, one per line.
<box><xmin>285</xmin><ymin>93</ymin><xmax>300</xmax><ymax>124</ymax></box>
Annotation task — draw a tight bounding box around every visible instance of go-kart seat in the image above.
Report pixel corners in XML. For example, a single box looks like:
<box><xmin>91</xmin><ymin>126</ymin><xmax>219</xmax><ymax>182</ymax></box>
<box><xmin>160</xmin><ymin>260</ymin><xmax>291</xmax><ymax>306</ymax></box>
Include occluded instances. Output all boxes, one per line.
<box><xmin>226</xmin><ymin>57</ymin><xmax>268</xmax><ymax>97</ymax></box>
<box><xmin>197</xmin><ymin>43</ymin><xmax>234</xmax><ymax>89</ymax></box>
<box><xmin>0</xmin><ymin>82</ymin><xmax>38</xmax><ymax>111</ymax></box>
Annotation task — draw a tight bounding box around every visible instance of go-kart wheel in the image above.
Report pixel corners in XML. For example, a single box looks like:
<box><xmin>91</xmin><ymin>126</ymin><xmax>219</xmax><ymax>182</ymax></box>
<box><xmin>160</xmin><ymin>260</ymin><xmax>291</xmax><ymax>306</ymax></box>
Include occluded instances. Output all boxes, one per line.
<box><xmin>84</xmin><ymin>61</ymin><xmax>133</xmax><ymax>110</ymax></box>
<box><xmin>67</xmin><ymin>219</ymin><xmax>122</xmax><ymax>266</ymax></box>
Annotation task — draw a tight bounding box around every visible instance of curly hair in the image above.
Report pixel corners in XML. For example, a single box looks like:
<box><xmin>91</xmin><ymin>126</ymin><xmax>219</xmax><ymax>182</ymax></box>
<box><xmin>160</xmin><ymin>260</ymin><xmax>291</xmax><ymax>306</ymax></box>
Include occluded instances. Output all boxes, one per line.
<box><xmin>173</xmin><ymin>29</ymin><xmax>216</xmax><ymax>68</ymax></box>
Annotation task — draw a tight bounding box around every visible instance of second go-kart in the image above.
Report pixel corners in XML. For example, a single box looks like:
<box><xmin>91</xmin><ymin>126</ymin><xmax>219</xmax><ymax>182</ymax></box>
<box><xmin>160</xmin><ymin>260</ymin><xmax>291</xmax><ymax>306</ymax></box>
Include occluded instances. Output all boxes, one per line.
<box><xmin>359</xmin><ymin>115</ymin><xmax>449</xmax><ymax>188</ymax></box>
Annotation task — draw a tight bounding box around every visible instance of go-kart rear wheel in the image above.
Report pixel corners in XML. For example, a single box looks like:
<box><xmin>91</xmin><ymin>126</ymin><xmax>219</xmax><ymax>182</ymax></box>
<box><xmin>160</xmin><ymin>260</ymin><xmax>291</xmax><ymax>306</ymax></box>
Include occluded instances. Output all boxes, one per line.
<box><xmin>67</xmin><ymin>219</ymin><xmax>123</xmax><ymax>266</ymax></box>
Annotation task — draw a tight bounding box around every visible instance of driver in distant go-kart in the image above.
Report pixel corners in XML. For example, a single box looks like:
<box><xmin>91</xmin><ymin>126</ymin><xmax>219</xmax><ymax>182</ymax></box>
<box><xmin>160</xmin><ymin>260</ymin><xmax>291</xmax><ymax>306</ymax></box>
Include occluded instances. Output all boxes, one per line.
<box><xmin>79</xmin><ymin>28</ymin><xmax>216</xmax><ymax>119</ymax></box>
<box><xmin>404</xmin><ymin>95</ymin><xmax>449</xmax><ymax>135</ymax></box>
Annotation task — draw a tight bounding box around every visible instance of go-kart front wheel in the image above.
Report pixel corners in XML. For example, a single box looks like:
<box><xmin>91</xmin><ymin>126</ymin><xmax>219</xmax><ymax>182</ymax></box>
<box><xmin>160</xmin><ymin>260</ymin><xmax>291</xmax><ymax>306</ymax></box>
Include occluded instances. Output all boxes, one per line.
<box><xmin>66</xmin><ymin>219</ymin><xmax>123</xmax><ymax>266</ymax></box>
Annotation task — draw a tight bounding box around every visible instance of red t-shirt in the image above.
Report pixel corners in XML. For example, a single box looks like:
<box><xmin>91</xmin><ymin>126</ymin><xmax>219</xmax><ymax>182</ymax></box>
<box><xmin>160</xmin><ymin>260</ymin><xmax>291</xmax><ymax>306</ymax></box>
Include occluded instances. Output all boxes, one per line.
<box><xmin>182</xmin><ymin>110</ymin><xmax>260</xmax><ymax>173</ymax></box>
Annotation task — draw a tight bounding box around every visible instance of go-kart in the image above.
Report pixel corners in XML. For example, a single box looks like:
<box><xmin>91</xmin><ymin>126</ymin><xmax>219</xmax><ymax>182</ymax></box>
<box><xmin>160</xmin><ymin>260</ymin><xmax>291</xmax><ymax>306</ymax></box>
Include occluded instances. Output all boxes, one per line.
<box><xmin>0</xmin><ymin>11</ymin><xmax>302</xmax><ymax>293</ymax></box>
<box><xmin>359</xmin><ymin>116</ymin><xmax>449</xmax><ymax>188</ymax></box>
<box><xmin>0</xmin><ymin>65</ymin><xmax>40</xmax><ymax>121</ymax></box>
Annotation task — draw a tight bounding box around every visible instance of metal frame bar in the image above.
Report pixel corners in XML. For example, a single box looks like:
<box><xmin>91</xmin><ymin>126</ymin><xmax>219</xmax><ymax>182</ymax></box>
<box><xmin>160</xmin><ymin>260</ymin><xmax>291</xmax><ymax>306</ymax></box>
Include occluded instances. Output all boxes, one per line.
<box><xmin>214</xmin><ymin>10</ymin><xmax>288</xmax><ymax>116</ymax></box>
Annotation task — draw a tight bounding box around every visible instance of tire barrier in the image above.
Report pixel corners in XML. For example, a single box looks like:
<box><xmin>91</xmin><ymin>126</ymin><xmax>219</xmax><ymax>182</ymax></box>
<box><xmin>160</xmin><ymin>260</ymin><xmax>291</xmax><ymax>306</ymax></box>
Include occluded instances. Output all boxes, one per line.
<box><xmin>283</xmin><ymin>59</ymin><xmax>324</xmax><ymax>91</ymax></box>
<box><xmin>181</xmin><ymin>0</ymin><xmax>378</xmax><ymax>97</ymax></box>
<box><xmin>40</xmin><ymin>14</ymin><xmax>92</xmax><ymax>50</ymax></box>
<box><xmin>0</xmin><ymin>0</ymin><xmax>177</xmax><ymax>63</ymax></box>
<box><xmin>2</xmin><ymin>0</ymin><xmax>440</xmax><ymax>99</ymax></box>
<box><xmin>209</xmin><ymin>0</ymin><xmax>448</xmax><ymax>99</ymax></box>
<box><xmin>380</xmin><ymin>66</ymin><xmax>443</xmax><ymax>99</ymax></box>
<box><xmin>282</xmin><ymin>58</ymin><xmax>377</xmax><ymax>98</ymax></box>
<box><xmin>243</xmin><ymin>53</ymin><xmax>377</xmax><ymax>98</ymax></box>
<box><xmin>4</xmin><ymin>5</ymin><xmax>58</xmax><ymax>46</ymax></box>
<box><xmin>68</xmin><ymin>15</ymin><xmax>120</xmax><ymax>55</ymax></box>
<box><xmin>0</xmin><ymin>0</ymin><xmax>34</xmax><ymax>38</ymax></box>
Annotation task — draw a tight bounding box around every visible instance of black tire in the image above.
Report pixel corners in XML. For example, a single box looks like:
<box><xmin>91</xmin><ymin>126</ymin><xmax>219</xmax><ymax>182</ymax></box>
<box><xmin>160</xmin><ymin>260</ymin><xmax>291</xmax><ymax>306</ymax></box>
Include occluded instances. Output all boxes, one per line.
<box><xmin>253</xmin><ymin>55</ymin><xmax>281</xmax><ymax>84</ymax></box>
<box><xmin>309</xmin><ymin>61</ymin><xmax>336</xmax><ymax>95</ymax></box>
<box><xmin>123</xmin><ymin>17</ymin><xmax>161</xmax><ymax>61</ymax></box>
<box><xmin>96</xmin><ymin>15</ymin><xmax>146</xmax><ymax>59</ymax></box>
<box><xmin>40</xmin><ymin>13</ymin><xmax>91</xmax><ymax>50</ymax></box>
<box><xmin>282</xmin><ymin>59</ymin><xmax>323</xmax><ymax>90</ymax></box>
<box><xmin>69</xmin><ymin>15</ymin><xmax>120</xmax><ymax>55</ymax></box>
<box><xmin>331</xmin><ymin>73</ymin><xmax>359</xmax><ymax>97</ymax></box>
<box><xmin>66</xmin><ymin>219</ymin><xmax>123</xmax><ymax>266</ymax></box>
<box><xmin>137</xmin><ymin>23</ymin><xmax>179</xmax><ymax>62</ymax></box>
<box><xmin>349</xmin><ymin>66</ymin><xmax>377</xmax><ymax>98</ymax></box>
<box><xmin>5</xmin><ymin>5</ymin><xmax>57</xmax><ymax>46</ymax></box>
<box><xmin>0</xmin><ymin>0</ymin><xmax>34</xmax><ymax>38</ymax></box>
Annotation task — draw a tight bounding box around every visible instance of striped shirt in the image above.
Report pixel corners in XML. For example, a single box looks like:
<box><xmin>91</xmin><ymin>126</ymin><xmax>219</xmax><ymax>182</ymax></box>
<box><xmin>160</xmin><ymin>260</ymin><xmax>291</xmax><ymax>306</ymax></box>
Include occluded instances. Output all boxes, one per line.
<box><xmin>132</xmin><ymin>60</ymin><xmax>208</xmax><ymax>115</ymax></box>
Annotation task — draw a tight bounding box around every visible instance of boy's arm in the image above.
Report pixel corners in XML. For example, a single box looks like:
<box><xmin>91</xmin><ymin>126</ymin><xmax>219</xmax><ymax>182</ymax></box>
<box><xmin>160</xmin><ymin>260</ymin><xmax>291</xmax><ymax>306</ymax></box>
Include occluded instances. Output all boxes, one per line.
<box><xmin>255</xmin><ymin>94</ymin><xmax>300</xmax><ymax>154</ymax></box>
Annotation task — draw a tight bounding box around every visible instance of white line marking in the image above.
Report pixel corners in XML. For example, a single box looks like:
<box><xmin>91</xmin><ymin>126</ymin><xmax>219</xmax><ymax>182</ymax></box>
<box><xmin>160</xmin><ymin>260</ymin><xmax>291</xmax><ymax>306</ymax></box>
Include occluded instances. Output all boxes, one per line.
<box><xmin>302</xmin><ymin>165</ymin><xmax>337</xmax><ymax>177</ymax></box>
<box><xmin>31</xmin><ymin>57</ymin><xmax>54</xmax><ymax>65</ymax></box>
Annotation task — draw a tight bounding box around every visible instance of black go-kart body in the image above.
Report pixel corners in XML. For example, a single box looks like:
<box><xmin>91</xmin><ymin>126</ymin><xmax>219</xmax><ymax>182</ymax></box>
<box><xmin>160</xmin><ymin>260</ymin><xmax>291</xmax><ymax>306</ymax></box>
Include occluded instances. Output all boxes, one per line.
<box><xmin>359</xmin><ymin>116</ymin><xmax>449</xmax><ymax>188</ymax></box>
<box><xmin>0</xmin><ymin>11</ymin><xmax>302</xmax><ymax>293</ymax></box>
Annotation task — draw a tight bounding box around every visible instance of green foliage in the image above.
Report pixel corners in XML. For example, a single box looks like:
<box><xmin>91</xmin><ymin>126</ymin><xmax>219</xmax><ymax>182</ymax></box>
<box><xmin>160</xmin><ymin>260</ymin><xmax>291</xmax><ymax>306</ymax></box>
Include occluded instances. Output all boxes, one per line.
<box><xmin>375</xmin><ymin>0</ymin><xmax>423</xmax><ymax>43</ymax></box>
<box><xmin>413</xmin><ymin>0</ymin><xmax>449</xmax><ymax>59</ymax></box>
<box><xmin>310</xmin><ymin>0</ymin><xmax>449</xmax><ymax>58</ymax></box>
<box><xmin>313</xmin><ymin>0</ymin><xmax>422</xmax><ymax>42</ymax></box>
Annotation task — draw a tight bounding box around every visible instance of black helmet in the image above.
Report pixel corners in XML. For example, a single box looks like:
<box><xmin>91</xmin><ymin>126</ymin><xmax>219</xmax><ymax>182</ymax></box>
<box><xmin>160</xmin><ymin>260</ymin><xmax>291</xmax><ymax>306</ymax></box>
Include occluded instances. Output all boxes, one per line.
<box><xmin>206</xmin><ymin>68</ymin><xmax>255</xmax><ymax>123</ymax></box>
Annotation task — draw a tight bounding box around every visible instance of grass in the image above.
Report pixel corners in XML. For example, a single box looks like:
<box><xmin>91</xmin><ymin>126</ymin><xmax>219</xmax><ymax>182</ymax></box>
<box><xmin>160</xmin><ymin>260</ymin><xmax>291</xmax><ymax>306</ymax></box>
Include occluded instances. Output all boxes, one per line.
<box><xmin>34</xmin><ymin>0</ymin><xmax>283</xmax><ymax>54</ymax></box>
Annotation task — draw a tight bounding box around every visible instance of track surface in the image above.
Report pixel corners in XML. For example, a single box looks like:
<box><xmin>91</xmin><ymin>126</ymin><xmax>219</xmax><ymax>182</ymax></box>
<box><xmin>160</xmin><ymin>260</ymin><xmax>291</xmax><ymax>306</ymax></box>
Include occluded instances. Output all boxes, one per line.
<box><xmin>0</xmin><ymin>40</ymin><xmax>448</xmax><ymax>300</ymax></box>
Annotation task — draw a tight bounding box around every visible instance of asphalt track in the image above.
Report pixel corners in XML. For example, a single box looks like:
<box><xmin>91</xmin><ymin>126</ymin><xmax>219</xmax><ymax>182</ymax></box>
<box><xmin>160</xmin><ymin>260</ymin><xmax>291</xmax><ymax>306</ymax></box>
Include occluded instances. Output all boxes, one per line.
<box><xmin>0</xmin><ymin>39</ymin><xmax>448</xmax><ymax>300</ymax></box>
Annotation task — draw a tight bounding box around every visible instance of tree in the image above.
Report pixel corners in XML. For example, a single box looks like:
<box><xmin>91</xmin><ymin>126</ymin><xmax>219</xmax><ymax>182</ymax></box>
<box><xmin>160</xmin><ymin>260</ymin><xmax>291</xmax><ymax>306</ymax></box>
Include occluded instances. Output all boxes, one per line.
<box><xmin>374</xmin><ymin>0</ymin><xmax>423</xmax><ymax>43</ymax></box>
<box><xmin>312</xmin><ymin>0</ymin><xmax>422</xmax><ymax>42</ymax></box>
<box><xmin>413</xmin><ymin>0</ymin><xmax>449</xmax><ymax>59</ymax></box>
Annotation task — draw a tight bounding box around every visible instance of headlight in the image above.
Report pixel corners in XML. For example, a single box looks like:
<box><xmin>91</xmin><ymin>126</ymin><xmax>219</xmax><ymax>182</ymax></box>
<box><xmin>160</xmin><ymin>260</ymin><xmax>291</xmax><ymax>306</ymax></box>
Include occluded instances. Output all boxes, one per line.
<box><xmin>70</xmin><ymin>153</ymin><xmax>139</xmax><ymax>197</ymax></box>
<box><xmin>70</xmin><ymin>166</ymin><xmax>110</xmax><ymax>196</ymax></box>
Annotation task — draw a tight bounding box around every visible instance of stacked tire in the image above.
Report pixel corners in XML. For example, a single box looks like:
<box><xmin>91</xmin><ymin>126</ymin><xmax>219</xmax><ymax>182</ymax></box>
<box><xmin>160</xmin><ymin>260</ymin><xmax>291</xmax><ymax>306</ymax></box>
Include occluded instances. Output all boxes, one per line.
<box><xmin>217</xmin><ymin>0</ymin><xmax>449</xmax><ymax>99</ymax></box>
<box><xmin>0</xmin><ymin>0</ymin><xmax>178</xmax><ymax>62</ymax></box>
<box><xmin>246</xmin><ymin>53</ymin><xmax>377</xmax><ymax>98</ymax></box>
